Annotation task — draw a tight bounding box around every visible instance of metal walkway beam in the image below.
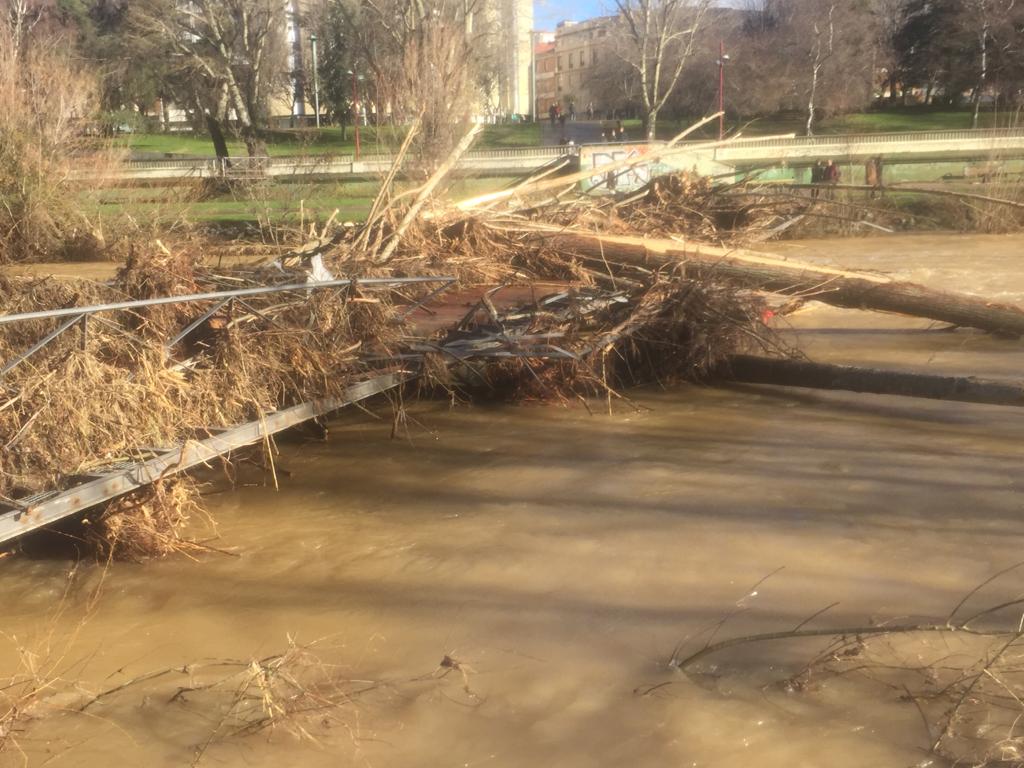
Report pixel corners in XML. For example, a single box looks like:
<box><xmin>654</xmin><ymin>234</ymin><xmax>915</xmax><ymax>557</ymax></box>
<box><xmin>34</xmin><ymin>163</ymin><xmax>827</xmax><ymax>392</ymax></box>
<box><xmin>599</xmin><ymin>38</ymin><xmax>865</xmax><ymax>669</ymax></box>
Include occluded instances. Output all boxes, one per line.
<box><xmin>0</xmin><ymin>372</ymin><xmax>410</xmax><ymax>546</ymax></box>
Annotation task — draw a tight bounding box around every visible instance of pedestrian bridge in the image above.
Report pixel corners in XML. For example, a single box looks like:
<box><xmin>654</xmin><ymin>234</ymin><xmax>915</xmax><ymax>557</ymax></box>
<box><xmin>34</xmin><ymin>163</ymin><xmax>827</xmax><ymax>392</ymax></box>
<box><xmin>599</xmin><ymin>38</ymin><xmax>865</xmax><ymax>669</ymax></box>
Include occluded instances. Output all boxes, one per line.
<box><xmin>88</xmin><ymin>128</ymin><xmax>1024</xmax><ymax>182</ymax></box>
<box><xmin>105</xmin><ymin>146</ymin><xmax>576</xmax><ymax>182</ymax></box>
<box><xmin>705</xmin><ymin>128</ymin><xmax>1024</xmax><ymax>168</ymax></box>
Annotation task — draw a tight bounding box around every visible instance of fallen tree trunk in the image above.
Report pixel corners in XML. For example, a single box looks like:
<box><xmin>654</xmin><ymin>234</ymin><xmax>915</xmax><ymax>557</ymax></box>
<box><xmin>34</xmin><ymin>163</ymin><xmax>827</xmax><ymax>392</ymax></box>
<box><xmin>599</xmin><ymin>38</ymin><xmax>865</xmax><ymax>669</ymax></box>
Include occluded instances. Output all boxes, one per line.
<box><xmin>376</xmin><ymin>123</ymin><xmax>484</xmax><ymax>264</ymax></box>
<box><xmin>719</xmin><ymin>354</ymin><xmax>1024</xmax><ymax>407</ymax></box>
<box><xmin>508</xmin><ymin>228</ymin><xmax>1024</xmax><ymax>337</ymax></box>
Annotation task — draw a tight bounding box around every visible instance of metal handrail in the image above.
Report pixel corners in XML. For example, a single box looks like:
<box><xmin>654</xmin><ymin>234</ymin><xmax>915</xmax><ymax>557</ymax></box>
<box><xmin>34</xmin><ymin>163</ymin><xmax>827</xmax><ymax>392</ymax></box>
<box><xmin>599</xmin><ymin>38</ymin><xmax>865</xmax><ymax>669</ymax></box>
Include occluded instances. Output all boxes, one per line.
<box><xmin>0</xmin><ymin>276</ymin><xmax>453</xmax><ymax>325</ymax></box>
<box><xmin>112</xmin><ymin>128</ymin><xmax>1024</xmax><ymax>179</ymax></box>
<box><xmin>694</xmin><ymin>127</ymin><xmax>1024</xmax><ymax>150</ymax></box>
<box><xmin>0</xmin><ymin>275</ymin><xmax>455</xmax><ymax>377</ymax></box>
<box><xmin>122</xmin><ymin>129</ymin><xmax>1024</xmax><ymax>171</ymax></box>
<box><xmin>125</xmin><ymin>145</ymin><xmax>577</xmax><ymax>172</ymax></box>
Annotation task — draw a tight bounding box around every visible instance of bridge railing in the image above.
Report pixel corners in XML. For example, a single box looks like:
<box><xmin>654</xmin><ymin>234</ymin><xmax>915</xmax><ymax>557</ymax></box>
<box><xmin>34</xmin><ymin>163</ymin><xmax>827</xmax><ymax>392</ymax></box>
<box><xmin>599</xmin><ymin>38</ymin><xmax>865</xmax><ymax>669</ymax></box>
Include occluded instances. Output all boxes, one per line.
<box><xmin>124</xmin><ymin>157</ymin><xmax>223</xmax><ymax>172</ymax></box>
<box><xmin>116</xmin><ymin>129</ymin><xmax>1024</xmax><ymax>177</ymax></box>
<box><xmin>125</xmin><ymin>145</ymin><xmax>577</xmax><ymax>175</ymax></box>
<box><xmin>695</xmin><ymin>127</ymin><xmax>1024</xmax><ymax>150</ymax></box>
<box><xmin>0</xmin><ymin>276</ymin><xmax>456</xmax><ymax>379</ymax></box>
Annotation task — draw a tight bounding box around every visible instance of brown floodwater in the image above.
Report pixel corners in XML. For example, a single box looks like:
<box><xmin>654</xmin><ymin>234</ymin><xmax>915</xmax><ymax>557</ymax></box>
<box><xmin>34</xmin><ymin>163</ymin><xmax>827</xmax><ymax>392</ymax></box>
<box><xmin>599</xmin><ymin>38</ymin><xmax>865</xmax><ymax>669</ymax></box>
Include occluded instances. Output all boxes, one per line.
<box><xmin>2</xmin><ymin>233</ymin><xmax>1024</xmax><ymax>767</ymax></box>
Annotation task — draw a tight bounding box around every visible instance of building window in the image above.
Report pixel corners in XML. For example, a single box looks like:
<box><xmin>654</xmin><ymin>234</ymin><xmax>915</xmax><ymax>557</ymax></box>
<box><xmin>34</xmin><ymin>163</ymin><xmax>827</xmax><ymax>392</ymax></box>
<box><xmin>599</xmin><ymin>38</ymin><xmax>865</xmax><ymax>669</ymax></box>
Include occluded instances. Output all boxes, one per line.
<box><xmin>579</xmin><ymin>51</ymin><xmax>585</xmax><ymax>66</ymax></box>
<box><xmin>569</xmin><ymin>52</ymin><xmax>575</xmax><ymax>68</ymax></box>
<box><xmin>592</xmin><ymin>50</ymin><xmax>599</xmax><ymax>65</ymax></box>
<box><xmin>557</xmin><ymin>56</ymin><xmax>563</xmax><ymax>70</ymax></box>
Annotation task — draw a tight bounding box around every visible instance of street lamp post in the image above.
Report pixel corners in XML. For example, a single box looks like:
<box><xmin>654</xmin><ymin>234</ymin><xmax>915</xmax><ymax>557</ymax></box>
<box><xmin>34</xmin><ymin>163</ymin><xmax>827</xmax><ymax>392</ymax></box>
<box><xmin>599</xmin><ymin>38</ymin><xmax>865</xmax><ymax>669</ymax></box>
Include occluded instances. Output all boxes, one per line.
<box><xmin>348</xmin><ymin>69</ymin><xmax>361</xmax><ymax>160</ymax></box>
<box><xmin>310</xmin><ymin>34</ymin><xmax>321</xmax><ymax>129</ymax></box>
<box><xmin>718</xmin><ymin>41</ymin><xmax>730</xmax><ymax>141</ymax></box>
<box><xmin>530</xmin><ymin>30</ymin><xmax>538</xmax><ymax>123</ymax></box>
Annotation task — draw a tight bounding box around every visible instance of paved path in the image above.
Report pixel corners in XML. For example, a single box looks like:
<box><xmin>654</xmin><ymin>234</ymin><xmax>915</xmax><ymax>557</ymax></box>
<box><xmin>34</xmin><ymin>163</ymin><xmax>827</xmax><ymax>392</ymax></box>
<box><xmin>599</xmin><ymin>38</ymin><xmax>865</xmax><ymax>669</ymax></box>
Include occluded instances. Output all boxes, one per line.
<box><xmin>541</xmin><ymin>119</ymin><xmax>608</xmax><ymax>146</ymax></box>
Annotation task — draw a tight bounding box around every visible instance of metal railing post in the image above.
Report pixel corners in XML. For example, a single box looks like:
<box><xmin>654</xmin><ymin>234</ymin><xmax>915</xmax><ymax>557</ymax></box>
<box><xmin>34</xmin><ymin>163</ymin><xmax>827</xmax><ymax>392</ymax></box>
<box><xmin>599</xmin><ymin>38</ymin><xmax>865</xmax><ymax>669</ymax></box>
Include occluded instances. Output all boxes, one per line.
<box><xmin>0</xmin><ymin>313</ymin><xmax>85</xmax><ymax>377</ymax></box>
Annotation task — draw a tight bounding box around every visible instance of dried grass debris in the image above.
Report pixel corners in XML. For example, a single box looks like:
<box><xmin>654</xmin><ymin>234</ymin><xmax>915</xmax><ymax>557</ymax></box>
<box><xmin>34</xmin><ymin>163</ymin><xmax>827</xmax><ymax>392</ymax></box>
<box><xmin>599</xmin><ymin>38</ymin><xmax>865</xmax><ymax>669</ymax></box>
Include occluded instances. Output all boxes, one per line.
<box><xmin>82</xmin><ymin>478</ymin><xmax>214</xmax><ymax>562</ymax></box>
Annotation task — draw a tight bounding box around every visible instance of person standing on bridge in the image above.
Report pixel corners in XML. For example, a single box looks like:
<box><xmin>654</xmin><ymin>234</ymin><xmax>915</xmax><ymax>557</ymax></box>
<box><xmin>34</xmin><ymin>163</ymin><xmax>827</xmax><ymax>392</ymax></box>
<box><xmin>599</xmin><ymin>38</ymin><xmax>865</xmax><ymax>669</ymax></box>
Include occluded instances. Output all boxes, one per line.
<box><xmin>825</xmin><ymin>159</ymin><xmax>840</xmax><ymax>198</ymax></box>
<box><xmin>810</xmin><ymin>161</ymin><xmax>824</xmax><ymax>198</ymax></box>
<box><xmin>865</xmin><ymin>157</ymin><xmax>879</xmax><ymax>199</ymax></box>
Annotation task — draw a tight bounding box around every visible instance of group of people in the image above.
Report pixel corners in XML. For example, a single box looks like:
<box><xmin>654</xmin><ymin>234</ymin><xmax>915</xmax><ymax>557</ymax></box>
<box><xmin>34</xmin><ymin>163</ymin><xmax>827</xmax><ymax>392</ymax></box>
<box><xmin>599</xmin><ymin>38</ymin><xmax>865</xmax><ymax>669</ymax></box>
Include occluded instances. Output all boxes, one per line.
<box><xmin>810</xmin><ymin>159</ymin><xmax>841</xmax><ymax>198</ymax></box>
<box><xmin>810</xmin><ymin>156</ymin><xmax>885</xmax><ymax>199</ymax></box>
<box><xmin>549</xmin><ymin>102</ymin><xmax>584</xmax><ymax>125</ymax></box>
<box><xmin>600</xmin><ymin>120</ymin><xmax>628</xmax><ymax>143</ymax></box>
<box><xmin>548</xmin><ymin>102</ymin><xmax>598</xmax><ymax>127</ymax></box>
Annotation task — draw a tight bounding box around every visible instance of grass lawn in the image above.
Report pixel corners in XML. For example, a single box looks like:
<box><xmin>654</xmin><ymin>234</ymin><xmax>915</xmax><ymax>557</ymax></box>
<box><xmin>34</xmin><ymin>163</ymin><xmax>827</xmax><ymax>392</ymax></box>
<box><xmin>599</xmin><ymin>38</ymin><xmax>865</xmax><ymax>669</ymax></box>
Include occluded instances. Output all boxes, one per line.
<box><xmin>121</xmin><ymin>122</ymin><xmax>544</xmax><ymax>159</ymax></box>
<box><xmin>631</xmin><ymin>107</ymin><xmax>1021</xmax><ymax>141</ymax></box>
<box><xmin>477</xmin><ymin>122</ymin><xmax>543</xmax><ymax>147</ymax></box>
<box><xmin>119</xmin><ymin>125</ymin><xmax>407</xmax><ymax>158</ymax></box>
<box><xmin>86</xmin><ymin>176</ymin><xmax>508</xmax><ymax>228</ymax></box>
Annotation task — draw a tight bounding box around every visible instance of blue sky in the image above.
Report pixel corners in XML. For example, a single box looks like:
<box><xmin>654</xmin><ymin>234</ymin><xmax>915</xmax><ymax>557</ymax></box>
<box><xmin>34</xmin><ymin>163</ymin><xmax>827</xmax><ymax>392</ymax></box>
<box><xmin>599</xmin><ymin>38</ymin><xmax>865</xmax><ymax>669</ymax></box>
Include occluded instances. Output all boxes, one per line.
<box><xmin>534</xmin><ymin>0</ymin><xmax>611</xmax><ymax>29</ymax></box>
<box><xmin>534</xmin><ymin>0</ymin><xmax>740</xmax><ymax>31</ymax></box>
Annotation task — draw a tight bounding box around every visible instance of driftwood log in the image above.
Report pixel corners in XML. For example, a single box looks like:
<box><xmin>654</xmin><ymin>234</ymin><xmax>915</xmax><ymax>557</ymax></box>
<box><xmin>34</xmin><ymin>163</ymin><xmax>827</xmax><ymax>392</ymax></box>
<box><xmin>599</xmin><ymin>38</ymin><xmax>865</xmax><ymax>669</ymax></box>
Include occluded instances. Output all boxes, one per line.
<box><xmin>719</xmin><ymin>354</ymin><xmax>1024</xmax><ymax>407</ymax></box>
<box><xmin>511</xmin><ymin>228</ymin><xmax>1024</xmax><ymax>338</ymax></box>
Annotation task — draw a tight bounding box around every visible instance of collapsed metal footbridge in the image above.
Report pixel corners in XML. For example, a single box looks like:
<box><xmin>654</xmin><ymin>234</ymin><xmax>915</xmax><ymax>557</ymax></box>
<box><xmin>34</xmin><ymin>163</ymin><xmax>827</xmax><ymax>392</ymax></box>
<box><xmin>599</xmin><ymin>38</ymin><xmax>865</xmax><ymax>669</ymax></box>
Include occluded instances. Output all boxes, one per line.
<box><xmin>0</xmin><ymin>276</ymin><xmax>456</xmax><ymax>547</ymax></box>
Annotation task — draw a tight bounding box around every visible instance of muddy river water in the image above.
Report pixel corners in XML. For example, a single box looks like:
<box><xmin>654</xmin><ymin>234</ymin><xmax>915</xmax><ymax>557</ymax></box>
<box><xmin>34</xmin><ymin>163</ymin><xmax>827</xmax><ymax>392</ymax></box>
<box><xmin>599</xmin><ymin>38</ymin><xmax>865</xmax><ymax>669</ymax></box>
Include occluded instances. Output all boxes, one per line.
<box><xmin>2</xmin><ymin>233</ymin><xmax>1024</xmax><ymax>767</ymax></box>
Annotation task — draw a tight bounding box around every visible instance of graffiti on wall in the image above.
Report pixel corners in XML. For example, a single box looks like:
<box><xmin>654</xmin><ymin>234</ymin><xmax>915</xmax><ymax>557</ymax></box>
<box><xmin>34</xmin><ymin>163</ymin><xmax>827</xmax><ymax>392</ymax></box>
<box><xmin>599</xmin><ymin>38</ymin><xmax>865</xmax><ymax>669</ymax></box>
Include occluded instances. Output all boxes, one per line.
<box><xmin>582</xmin><ymin>145</ymin><xmax>653</xmax><ymax>193</ymax></box>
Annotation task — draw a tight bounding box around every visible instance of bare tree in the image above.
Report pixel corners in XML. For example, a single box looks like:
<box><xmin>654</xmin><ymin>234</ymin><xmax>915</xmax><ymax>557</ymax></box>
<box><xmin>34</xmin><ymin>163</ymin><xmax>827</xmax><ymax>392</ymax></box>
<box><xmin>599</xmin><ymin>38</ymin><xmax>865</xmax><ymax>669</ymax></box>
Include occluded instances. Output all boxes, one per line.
<box><xmin>871</xmin><ymin>0</ymin><xmax>909</xmax><ymax>103</ymax></box>
<box><xmin>961</xmin><ymin>0</ymin><xmax>1016</xmax><ymax>127</ymax></box>
<box><xmin>973</xmin><ymin>0</ymin><xmax>990</xmax><ymax>127</ymax></box>
<box><xmin>613</xmin><ymin>0</ymin><xmax>712</xmax><ymax>139</ymax></box>
<box><xmin>332</xmin><ymin>0</ymin><xmax>492</xmax><ymax>168</ymax></box>
<box><xmin>896</xmin><ymin>0</ymin><xmax>1024</xmax><ymax>110</ymax></box>
<box><xmin>586</xmin><ymin>45</ymin><xmax>642</xmax><ymax>118</ymax></box>
<box><xmin>132</xmin><ymin>0</ymin><xmax>291</xmax><ymax>157</ymax></box>
<box><xmin>7</xmin><ymin>0</ymin><xmax>41</xmax><ymax>58</ymax></box>
<box><xmin>804</xmin><ymin>1</ymin><xmax>835</xmax><ymax>135</ymax></box>
<box><xmin>751</xmin><ymin>0</ymin><xmax>875</xmax><ymax>135</ymax></box>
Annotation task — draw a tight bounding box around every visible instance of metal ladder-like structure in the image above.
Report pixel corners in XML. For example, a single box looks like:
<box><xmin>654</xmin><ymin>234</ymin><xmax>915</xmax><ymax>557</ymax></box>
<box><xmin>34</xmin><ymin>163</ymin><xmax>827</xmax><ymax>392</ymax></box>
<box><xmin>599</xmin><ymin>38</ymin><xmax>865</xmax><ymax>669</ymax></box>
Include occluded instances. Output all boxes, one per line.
<box><xmin>0</xmin><ymin>275</ymin><xmax>455</xmax><ymax>547</ymax></box>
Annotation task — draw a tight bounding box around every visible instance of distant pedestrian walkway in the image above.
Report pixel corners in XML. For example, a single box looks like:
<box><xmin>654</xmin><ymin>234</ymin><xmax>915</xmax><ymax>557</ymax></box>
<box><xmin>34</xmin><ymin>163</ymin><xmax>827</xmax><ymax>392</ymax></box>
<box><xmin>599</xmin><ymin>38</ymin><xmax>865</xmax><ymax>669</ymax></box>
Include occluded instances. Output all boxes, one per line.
<box><xmin>542</xmin><ymin>120</ymin><xmax>606</xmax><ymax>147</ymax></box>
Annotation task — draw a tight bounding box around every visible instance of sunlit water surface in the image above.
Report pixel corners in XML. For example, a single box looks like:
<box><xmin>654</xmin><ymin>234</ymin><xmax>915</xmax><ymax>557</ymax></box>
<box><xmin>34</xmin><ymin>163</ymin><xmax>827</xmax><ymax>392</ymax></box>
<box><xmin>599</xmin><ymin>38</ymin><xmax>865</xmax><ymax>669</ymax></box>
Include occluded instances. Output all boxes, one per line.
<box><xmin>2</xmin><ymin>233</ymin><xmax>1024</xmax><ymax>767</ymax></box>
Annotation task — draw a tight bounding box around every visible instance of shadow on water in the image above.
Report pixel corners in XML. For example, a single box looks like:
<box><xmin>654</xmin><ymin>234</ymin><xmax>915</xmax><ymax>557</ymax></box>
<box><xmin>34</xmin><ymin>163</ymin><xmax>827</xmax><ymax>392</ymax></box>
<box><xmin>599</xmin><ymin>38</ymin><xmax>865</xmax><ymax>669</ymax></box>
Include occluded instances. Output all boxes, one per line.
<box><xmin>4</xmin><ymin>233</ymin><xmax>1024</xmax><ymax>767</ymax></box>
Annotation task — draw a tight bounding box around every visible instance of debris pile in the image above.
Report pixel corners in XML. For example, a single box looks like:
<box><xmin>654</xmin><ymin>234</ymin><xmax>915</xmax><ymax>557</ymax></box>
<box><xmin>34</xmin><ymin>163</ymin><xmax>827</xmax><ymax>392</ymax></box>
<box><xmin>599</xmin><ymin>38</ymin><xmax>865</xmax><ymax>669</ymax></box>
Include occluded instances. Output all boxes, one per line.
<box><xmin>0</xmin><ymin>246</ymin><xmax>404</xmax><ymax>512</ymax></box>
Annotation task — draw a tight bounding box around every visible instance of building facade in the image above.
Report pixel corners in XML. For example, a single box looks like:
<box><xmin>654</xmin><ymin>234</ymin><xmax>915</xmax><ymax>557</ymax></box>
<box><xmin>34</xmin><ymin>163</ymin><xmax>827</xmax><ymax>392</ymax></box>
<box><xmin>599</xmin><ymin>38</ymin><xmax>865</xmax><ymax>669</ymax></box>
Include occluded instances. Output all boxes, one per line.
<box><xmin>533</xmin><ymin>16</ymin><xmax>615</xmax><ymax>117</ymax></box>
<box><xmin>534</xmin><ymin>38</ymin><xmax>556</xmax><ymax>117</ymax></box>
<box><xmin>496</xmin><ymin>0</ymin><xmax>533</xmax><ymax>116</ymax></box>
<box><xmin>286</xmin><ymin>0</ymin><xmax>308</xmax><ymax>121</ymax></box>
